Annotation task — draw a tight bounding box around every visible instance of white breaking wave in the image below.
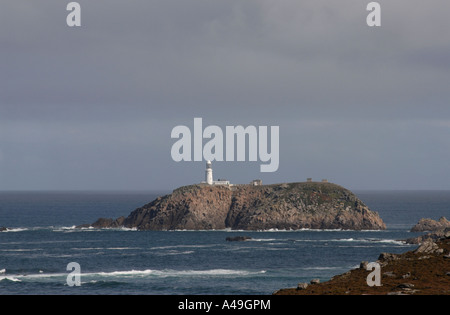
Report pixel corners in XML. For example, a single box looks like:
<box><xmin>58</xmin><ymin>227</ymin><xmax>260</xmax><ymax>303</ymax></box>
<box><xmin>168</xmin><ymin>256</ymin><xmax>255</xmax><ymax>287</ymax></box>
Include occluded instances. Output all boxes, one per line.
<box><xmin>154</xmin><ymin>250</ymin><xmax>195</xmax><ymax>256</ymax></box>
<box><xmin>150</xmin><ymin>244</ymin><xmax>215</xmax><ymax>250</ymax></box>
<box><xmin>0</xmin><ymin>276</ymin><xmax>21</xmax><ymax>282</ymax></box>
<box><xmin>4</xmin><ymin>269</ymin><xmax>266</xmax><ymax>282</ymax></box>
<box><xmin>375</xmin><ymin>239</ymin><xmax>407</xmax><ymax>245</ymax></box>
<box><xmin>247</xmin><ymin>238</ymin><xmax>278</xmax><ymax>242</ymax></box>
<box><xmin>1</xmin><ymin>228</ymin><xmax>28</xmax><ymax>233</ymax></box>
<box><xmin>92</xmin><ymin>269</ymin><xmax>266</xmax><ymax>278</ymax></box>
<box><xmin>332</xmin><ymin>238</ymin><xmax>406</xmax><ymax>245</ymax></box>
<box><xmin>60</xmin><ymin>226</ymin><xmax>77</xmax><ymax>230</ymax></box>
<box><xmin>53</xmin><ymin>226</ymin><xmax>137</xmax><ymax>232</ymax></box>
<box><xmin>0</xmin><ymin>248</ymin><xmax>43</xmax><ymax>252</ymax></box>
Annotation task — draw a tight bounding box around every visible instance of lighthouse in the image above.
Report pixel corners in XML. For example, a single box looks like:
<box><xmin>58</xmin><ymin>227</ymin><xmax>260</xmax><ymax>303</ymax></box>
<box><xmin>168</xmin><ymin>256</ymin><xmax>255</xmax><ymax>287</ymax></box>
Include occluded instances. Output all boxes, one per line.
<box><xmin>205</xmin><ymin>160</ymin><xmax>213</xmax><ymax>185</ymax></box>
<box><xmin>201</xmin><ymin>161</ymin><xmax>230</xmax><ymax>185</ymax></box>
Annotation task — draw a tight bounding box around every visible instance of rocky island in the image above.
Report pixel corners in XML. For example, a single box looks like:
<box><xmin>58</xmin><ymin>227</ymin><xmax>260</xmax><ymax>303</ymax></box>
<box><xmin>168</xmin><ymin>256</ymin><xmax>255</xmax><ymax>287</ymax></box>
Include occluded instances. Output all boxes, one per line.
<box><xmin>79</xmin><ymin>182</ymin><xmax>386</xmax><ymax>231</ymax></box>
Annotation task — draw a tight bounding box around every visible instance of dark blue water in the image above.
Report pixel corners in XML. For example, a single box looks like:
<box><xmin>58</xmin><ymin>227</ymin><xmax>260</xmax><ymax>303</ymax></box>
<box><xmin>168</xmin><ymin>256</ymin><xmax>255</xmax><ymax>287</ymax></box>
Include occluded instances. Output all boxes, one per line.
<box><xmin>0</xmin><ymin>190</ymin><xmax>448</xmax><ymax>295</ymax></box>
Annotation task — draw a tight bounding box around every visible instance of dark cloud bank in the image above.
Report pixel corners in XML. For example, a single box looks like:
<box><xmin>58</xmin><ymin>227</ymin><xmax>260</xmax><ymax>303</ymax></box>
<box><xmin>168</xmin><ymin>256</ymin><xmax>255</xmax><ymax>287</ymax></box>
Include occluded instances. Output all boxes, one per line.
<box><xmin>1</xmin><ymin>0</ymin><xmax>449</xmax><ymax>190</ymax></box>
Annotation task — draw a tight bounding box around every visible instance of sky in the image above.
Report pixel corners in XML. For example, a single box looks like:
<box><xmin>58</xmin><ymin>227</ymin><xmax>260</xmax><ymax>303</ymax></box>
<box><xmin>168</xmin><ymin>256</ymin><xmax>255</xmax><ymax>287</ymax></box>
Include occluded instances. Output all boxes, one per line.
<box><xmin>1</xmin><ymin>0</ymin><xmax>450</xmax><ymax>191</ymax></box>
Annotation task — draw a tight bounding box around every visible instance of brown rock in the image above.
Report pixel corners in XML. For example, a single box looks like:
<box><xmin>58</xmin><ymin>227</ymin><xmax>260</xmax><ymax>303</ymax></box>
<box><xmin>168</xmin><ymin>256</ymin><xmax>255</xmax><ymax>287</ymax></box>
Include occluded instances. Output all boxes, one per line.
<box><xmin>383</xmin><ymin>271</ymin><xmax>396</xmax><ymax>278</ymax></box>
<box><xmin>310</xmin><ymin>279</ymin><xmax>320</xmax><ymax>285</ymax></box>
<box><xmin>297</xmin><ymin>283</ymin><xmax>309</xmax><ymax>290</ymax></box>
<box><xmin>411</xmin><ymin>217</ymin><xmax>450</xmax><ymax>232</ymax></box>
<box><xmin>414</xmin><ymin>240</ymin><xmax>440</xmax><ymax>254</ymax></box>
<box><xmin>78</xmin><ymin>216</ymin><xmax>126</xmax><ymax>229</ymax></box>
<box><xmin>378</xmin><ymin>252</ymin><xmax>399</xmax><ymax>261</ymax></box>
<box><xmin>402</xmin><ymin>272</ymin><xmax>411</xmax><ymax>279</ymax></box>
<box><xmin>82</xmin><ymin>182</ymin><xmax>386</xmax><ymax>231</ymax></box>
<box><xmin>405</xmin><ymin>228</ymin><xmax>450</xmax><ymax>245</ymax></box>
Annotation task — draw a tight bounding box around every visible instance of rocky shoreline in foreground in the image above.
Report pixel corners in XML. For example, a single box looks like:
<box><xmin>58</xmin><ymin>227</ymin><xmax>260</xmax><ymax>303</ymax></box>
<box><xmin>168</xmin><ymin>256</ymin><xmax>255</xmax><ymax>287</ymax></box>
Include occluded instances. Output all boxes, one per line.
<box><xmin>274</xmin><ymin>218</ymin><xmax>450</xmax><ymax>295</ymax></box>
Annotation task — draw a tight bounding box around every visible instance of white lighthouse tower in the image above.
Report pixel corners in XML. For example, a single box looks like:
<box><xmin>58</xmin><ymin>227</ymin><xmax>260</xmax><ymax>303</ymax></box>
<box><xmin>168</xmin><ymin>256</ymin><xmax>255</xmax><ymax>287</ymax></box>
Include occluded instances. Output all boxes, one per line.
<box><xmin>205</xmin><ymin>160</ymin><xmax>213</xmax><ymax>185</ymax></box>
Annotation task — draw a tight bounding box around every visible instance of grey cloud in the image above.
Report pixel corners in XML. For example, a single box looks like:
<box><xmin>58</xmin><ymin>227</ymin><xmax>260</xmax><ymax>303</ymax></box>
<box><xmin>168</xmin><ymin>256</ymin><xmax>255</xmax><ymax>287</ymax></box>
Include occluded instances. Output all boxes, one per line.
<box><xmin>1</xmin><ymin>0</ymin><xmax>450</xmax><ymax>190</ymax></box>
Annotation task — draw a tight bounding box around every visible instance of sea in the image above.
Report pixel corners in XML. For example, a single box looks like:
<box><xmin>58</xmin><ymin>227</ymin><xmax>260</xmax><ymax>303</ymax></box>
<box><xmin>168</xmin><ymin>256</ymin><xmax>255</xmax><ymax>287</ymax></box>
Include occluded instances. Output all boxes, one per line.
<box><xmin>0</xmin><ymin>190</ymin><xmax>448</xmax><ymax>295</ymax></box>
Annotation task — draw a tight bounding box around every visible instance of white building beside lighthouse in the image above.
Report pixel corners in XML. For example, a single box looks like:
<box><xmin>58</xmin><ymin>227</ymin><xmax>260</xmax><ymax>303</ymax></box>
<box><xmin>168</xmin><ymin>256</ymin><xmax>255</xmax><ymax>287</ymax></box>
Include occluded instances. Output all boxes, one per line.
<box><xmin>202</xmin><ymin>160</ymin><xmax>230</xmax><ymax>185</ymax></box>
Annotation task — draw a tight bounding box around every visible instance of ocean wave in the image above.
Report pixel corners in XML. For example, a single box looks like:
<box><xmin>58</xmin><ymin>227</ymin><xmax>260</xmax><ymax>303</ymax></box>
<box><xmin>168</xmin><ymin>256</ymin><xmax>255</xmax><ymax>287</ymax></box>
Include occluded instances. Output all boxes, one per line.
<box><xmin>375</xmin><ymin>239</ymin><xmax>407</xmax><ymax>245</ymax></box>
<box><xmin>0</xmin><ymin>248</ymin><xmax>43</xmax><ymax>252</ymax></box>
<box><xmin>265</xmin><ymin>247</ymin><xmax>294</xmax><ymax>251</ymax></box>
<box><xmin>150</xmin><ymin>244</ymin><xmax>215</xmax><ymax>250</ymax></box>
<box><xmin>1</xmin><ymin>228</ymin><xmax>29</xmax><ymax>233</ymax></box>
<box><xmin>90</xmin><ymin>269</ymin><xmax>267</xmax><ymax>278</ymax></box>
<box><xmin>247</xmin><ymin>238</ymin><xmax>278</xmax><ymax>242</ymax></box>
<box><xmin>1</xmin><ymin>226</ymin><xmax>389</xmax><ymax>233</ymax></box>
<box><xmin>154</xmin><ymin>250</ymin><xmax>195</xmax><ymax>256</ymax></box>
<box><xmin>259</xmin><ymin>228</ymin><xmax>373</xmax><ymax>232</ymax></box>
<box><xmin>172</xmin><ymin>228</ymin><xmax>248</xmax><ymax>232</ymax></box>
<box><xmin>331</xmin><ymin>238</ymin><xmax>406</xmax><ymax>245</ymax></box>
<box><xmin>171</xmin><ymin>228</ymin><xmax>367</xmax><ymax>232</ymax></box>
<box><xmin>71</xmin><ymin>247</ymin><xmax>141</xmax><ymax>251</ymax></box>
<box><xmin>4</xmin><ymin>268</ymin><xmax>266</xmax><ymax>282</ymax></box>
<box><xmin>52</xmin><ymin>226</ymin><xmax>138</xmax><ymax>232</ymax></box>
<box><xmin>0</xmin><ymin>276</ymin><xmax>21</xmax><ymax>282</ymax></box>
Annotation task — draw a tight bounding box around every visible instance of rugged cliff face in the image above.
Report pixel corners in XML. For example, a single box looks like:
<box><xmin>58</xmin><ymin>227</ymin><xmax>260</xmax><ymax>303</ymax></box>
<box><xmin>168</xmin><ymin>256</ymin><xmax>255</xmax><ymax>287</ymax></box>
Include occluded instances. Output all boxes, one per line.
<box><xmin>84</xmin><ymin>182</ymin><xmax>386</xmax><ymax>231</ymax></box>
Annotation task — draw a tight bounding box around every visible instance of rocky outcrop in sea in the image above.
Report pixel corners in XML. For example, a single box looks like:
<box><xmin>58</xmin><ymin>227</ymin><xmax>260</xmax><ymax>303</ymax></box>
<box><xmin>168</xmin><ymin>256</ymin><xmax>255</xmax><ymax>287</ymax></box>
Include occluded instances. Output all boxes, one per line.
<box><xmin>410</xmin><ymin>217</ymin><xmax>450</xmax><ymax>232</ymax></box>
<box><xmin>406</xmin><ymin>217</ymin><xmax>450</xmax><ymax>245</ymax></box>
<box><xmin>79</xmin><ymin>182</ymin><xmax>386</xmax><ymax>231</ymax></box>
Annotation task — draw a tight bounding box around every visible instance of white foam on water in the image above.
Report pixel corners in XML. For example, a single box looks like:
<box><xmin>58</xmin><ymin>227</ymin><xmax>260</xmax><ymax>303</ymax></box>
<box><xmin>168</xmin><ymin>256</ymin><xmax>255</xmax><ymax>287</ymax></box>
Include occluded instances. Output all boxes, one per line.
<box><xmin>154</xmin><ymin>250</ymin><xmax>195</xmax><ymax>256</ymax></box>
<box><xmin>248</xmin><ymin>238</ymin><xmax>277</xmax><ymax>242</ymax></box>
<box><xmin>0</xmin><ymin>276</ymin><xmax>21</xmax><ymax>282</ymax></box>
<box><xmin>375</xmin><ymin>239</ymin><xmax>407</xmax><ymax>245</ymax></box>
<box><xmin>150</xmin><ymin>244</ymin><xmax>215</xmax><ymax>250</ymax></box>
<box><xmin>90</xmin><ymin>268</ymin><xmax>267</xmax><ymax>278</ymax></box>
<box><xmin>1</xmin><ymin>228</ymin><xmax>28</xmax><ymax>233</ymax></box>
<box><xmin>1</xmin><ymin>248</ymin><xmax>43</xmax><ymax>252</ymax></box>
<box><xmin>331</xmin><ymin>238</ymin><xmax>407</xmax><ymax>245</ymax></box>
<box><xmin>6</xmin><ymin>268</ymin><xmax>266</xmax><ymax>282</ymax></box>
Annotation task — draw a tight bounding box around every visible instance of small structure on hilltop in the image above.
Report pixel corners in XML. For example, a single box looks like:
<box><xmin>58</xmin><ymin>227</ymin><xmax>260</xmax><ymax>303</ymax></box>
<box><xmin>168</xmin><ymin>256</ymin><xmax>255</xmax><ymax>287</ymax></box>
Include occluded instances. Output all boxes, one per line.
<box><xmin>251</xmin><ymin>179</ymin><xmax>263</xmax><ymax>186</ymax></box>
